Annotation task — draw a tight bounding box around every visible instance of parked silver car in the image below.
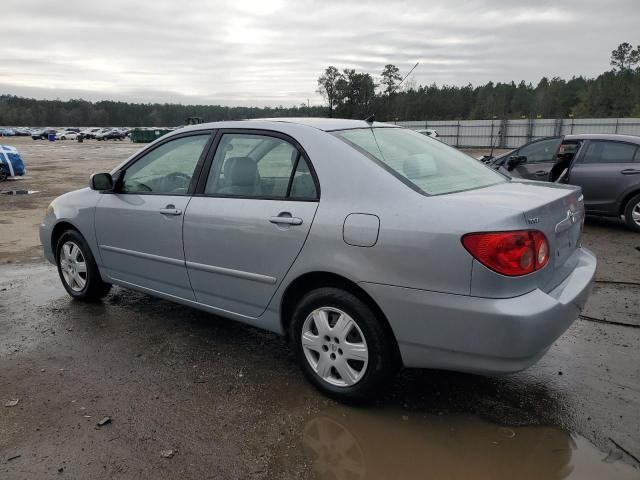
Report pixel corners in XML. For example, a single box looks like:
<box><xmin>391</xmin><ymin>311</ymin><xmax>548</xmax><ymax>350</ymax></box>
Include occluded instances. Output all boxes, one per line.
<box><xmin>40</xmin><ymin>118</ymin><xmax>596</xmax><ymax>401</ymax></box>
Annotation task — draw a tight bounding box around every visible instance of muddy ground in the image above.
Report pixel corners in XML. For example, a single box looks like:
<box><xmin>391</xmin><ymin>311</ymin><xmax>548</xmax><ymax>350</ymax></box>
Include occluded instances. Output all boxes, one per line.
<box><xmin>1</xmin><ymin>137</ymin><xmax>639</xmax><ymax>479</ymax></box>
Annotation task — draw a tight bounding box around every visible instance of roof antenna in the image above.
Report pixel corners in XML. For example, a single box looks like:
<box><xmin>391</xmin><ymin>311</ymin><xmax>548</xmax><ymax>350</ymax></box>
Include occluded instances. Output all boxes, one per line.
<box><xmin>364</xmin><ymin>61</ymin><xmax>419</xmax><ymax>124</ymax></box>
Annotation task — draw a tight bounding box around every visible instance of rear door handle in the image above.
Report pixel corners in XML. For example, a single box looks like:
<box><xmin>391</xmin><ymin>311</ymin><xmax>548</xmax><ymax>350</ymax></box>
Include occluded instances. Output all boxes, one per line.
<box><xmin>620</xmin><ymin>169</ymin><xmax>640</xmax><ymax>175</ymax></box>
<box><xmin>269</xmin><ymin>215</ymin><xmax>302</xmax><ymax>226</ymax></box>
<box><xmin>160</xmin><ymin>205</ymin><xmax>182</xmax><ymax>216</ymax></box>
<box><xmin>535</xmin><ymin>170</ymin><xmax>547</xmax><ymax>176</ymax></box>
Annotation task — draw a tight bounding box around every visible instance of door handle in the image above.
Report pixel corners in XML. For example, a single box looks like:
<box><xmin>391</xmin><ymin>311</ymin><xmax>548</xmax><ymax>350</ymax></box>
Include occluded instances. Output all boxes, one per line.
<box><xmin>160</xmin><ymin>205</ymin><xmax>182</xmax><ymax>215</ymax></box>
<box><xmin>269</xmin><ymin>214</ymin><xmax>303</xmax><ymax>226</ymax></box>
<box><xmin>620</xmin><ymin>169</ymin><xmax>640</xmax><ymax>175</ymax></box>
<box><xmin>535</xmin><ymin>170</ymin><xmax>547</xmax><ymax>176</ymax></box>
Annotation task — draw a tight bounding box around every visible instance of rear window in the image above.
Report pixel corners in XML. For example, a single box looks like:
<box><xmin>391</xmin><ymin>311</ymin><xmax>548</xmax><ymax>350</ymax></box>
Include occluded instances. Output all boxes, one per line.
<box><xmin>335</xmin><ymin>128</ymin><xmax>505</xmax><ymax>195</ymax></box>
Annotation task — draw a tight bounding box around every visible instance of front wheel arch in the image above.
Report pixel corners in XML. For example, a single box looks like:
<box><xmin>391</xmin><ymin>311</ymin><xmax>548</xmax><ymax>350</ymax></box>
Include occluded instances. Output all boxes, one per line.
<box><xmin>51</xmin><ymin>221</ymin><xmax>80</xmax><ymax>261</ymax></box>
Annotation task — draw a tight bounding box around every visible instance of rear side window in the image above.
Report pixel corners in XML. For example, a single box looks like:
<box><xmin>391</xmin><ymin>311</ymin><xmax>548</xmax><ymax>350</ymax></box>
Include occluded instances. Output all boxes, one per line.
<box><xmin>582</xmin><ymin>141</ymin><xmax>638</xmax><ymax>164</ymax></box>
<box><xmin>204</xmin><ymin>133</ymin><xmax>318</xmax><ymax>199</ymax></box>
<box><xmin>335</xmin><ymin>128</ymin><xmax>505</xmax><ymax>195</ymax></box>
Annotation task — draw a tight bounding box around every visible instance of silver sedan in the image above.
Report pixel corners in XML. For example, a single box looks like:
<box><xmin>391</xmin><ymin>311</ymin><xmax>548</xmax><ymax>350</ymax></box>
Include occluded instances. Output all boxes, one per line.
<box><xmin>40</xmin><ymin>118</ymin><xmax>596</xmax><ymax>401</ymax></box>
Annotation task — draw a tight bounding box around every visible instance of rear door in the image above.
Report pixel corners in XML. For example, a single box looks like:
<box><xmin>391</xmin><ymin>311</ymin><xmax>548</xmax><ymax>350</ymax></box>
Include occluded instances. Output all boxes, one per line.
<box><xmin>183</xmin><ymin>130</ymin><xmax>319</xmax><ymax>318</ymax></box>
<box><xmin>568</xmin><ymin>139</ymin><xmax>640</xmax><ymax>214</ymax></box>
<box><xmin>510</xmin><ymin>137</ymin><xmax>562</xmax><ymax>180</ymax></box>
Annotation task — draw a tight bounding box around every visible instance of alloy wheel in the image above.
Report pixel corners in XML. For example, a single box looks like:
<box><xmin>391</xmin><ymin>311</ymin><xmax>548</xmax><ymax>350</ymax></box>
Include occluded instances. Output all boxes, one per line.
<box><xmin>59</xmin><ymin>241</ymin><xmax>87</xmax><ymax>292</ymax></box>
<box><xmin>301</xmin><ymin>307</ymin><xmax>369</xmax><ymax>387</ymax></box>
<box><xmin>632</xmin><ymin>201</ymin><xmax>640</xmax><ymax>227</ymax></box>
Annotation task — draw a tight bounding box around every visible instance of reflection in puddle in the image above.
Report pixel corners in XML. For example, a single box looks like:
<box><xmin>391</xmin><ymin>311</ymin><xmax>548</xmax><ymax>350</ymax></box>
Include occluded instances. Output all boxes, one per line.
<box><xmin>1</xmin><ymin>189</ymin><xmax>40</xmax><ymax>195</ymax></box>
<box><xmin>301</xmin><ymin>409</ymin><xmax>638</xmax><ymax>480</ymax></box>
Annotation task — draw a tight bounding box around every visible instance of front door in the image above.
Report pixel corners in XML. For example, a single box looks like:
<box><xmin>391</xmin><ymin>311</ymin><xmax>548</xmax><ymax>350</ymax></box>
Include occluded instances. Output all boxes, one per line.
<box><xmin>510</xmin><ymin>137</ymin><xmax>562</xmax><ymax>180</ymax></box>
<box><xmin>568</xmin><ymin>139</ymin><xmax>640</xmax><ymax>214</ymax></box>
<box><xmin>95</xmin><ymin>133</ymin><xmax>212</xmax><ymax>299</ymax></box>
<box><xmin>183</xmin><ymin>131</ymin><xmax>319</xmax><ymax>318</ymax></box>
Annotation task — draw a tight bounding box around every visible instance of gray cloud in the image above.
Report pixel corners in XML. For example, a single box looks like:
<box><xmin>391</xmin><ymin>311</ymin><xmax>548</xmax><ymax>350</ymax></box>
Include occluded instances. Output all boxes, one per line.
<box><xmin>1</xmin><ymin>0</ymin><xmax>638</xmax><ymax>106</ymax></box>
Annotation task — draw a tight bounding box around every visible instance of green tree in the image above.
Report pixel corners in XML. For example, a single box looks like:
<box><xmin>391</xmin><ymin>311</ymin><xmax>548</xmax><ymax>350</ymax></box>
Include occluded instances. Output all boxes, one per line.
<box><xmin>610</xmin><ymin>42</ymin><xmax>637</xmax><ymax>71</ymax></box>
<box><xmin>316</xmin><ymin>66</ymin><xmax>343</xmax><ymax>117</ymax></box>
<box><xmin>380</xmin><ymin>64</ymin><xmax>402</xmax><ymax>95</ymax></box>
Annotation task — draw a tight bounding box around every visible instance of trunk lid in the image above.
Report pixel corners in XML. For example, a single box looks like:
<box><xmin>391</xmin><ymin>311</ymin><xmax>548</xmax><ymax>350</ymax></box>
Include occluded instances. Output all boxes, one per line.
<box><xmin>448</xmin><ymin>179</ymin><xmax>584</xmax><ymax>296</ymax></box>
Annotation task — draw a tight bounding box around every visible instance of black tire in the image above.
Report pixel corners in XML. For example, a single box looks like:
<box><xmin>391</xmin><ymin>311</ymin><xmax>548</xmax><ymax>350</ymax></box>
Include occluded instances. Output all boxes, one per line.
<box><xmin>290</xmin><ymin>287</ymin><xmax>397</xmax><ymax>403</ymax></box>
<box><xmin>623</xmin><ymin>194</ymin><xmax>640</xmax><ymax>233</ymax></box>
<box><xmin>56</xmin><ymin>230</ymin><xmax>111</xmax><ymax>301</ymax></box>
<box><xmin>0</xmin><ymin>166</ymin><xmax>7</xmax><ymax>182</ymax></box>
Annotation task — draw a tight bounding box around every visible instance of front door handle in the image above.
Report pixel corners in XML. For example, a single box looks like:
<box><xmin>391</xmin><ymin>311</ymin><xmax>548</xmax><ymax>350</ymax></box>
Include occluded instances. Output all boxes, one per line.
<box><xmin>535</xmin><ymin>170</ymin><xmax>547</xmax><ymax>176</ymax></box>
<box><xmin>160</xmin><ymin>205</ymin><xmax>182</xmax><ymax>216</ymax></box>
<box><xmin>620</xmin><ymin>169</ymin><xmax>640</xmax><ymax>175</ymax></box>
<box><xmin>269</xmin><ymin>214</ymin><xmax>303</xmax><ymax>226</ymax></box>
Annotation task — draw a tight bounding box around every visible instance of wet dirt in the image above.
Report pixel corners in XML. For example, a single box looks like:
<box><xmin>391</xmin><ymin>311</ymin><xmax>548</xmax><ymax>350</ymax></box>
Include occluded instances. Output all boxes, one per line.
<box><xmin>1</xmin><ymin>262</ymin><xmax>639</xmax><ymax>479</ymax></box>
<box><xmin>1</xmin><ymin>139</ymin><xmax>639</xmax><ymax>478</ymax></box>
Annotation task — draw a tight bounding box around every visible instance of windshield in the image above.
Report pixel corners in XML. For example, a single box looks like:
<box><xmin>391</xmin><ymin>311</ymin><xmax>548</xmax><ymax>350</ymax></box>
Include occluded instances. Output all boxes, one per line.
<box><xmin>335</xmin><ymin>128</ymin><xmax>506</xmax><ymax>195</ymax></box>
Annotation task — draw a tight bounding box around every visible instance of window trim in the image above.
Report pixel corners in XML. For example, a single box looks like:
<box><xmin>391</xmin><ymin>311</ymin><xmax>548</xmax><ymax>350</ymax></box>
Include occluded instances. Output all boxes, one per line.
<box><xmin>193</xmin><ymin>129</ymin><xmax>320</xmax><ymax>202</ymax></box>
<box><xmin>111</xmin><ymin>130</ymin><xmax>216</xmax><ymax>196</ymax></box>
<box><xmin>577</xmin><ymin>139</ymin><xmax>640</xmax><ymax>165</ymax></box>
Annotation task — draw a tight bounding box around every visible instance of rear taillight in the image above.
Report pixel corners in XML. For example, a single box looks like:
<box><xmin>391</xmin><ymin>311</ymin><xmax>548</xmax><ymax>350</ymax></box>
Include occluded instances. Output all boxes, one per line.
<box><xmin>462</xmin><ymin>230</ymin><xmax>549</xmax><ymax>276</ymax></box>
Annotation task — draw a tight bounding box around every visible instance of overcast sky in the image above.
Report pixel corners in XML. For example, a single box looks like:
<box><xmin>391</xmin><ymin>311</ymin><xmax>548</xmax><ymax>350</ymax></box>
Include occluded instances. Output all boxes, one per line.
<box><xmin>1</xmin><ymin>0</ymin><xmax>638</xmax><ymax>106</ymax></box>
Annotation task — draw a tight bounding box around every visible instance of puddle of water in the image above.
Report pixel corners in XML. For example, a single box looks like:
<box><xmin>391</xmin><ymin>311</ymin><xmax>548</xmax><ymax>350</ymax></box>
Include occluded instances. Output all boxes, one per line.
<box><xmin>300</xmin><ymin>408</ymin><xmax>638</xmax><ymax>480</ymax></box>
<box><xmin>1</xmin><ymin>189</ymin><xmax>40</xmax><ymax>195</ymax></box>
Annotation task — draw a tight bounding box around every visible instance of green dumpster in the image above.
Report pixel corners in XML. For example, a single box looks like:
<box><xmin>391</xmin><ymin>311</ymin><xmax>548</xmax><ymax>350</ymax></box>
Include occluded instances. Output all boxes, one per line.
<box><xmin>130</xmin><ymin>128</ymin><xmax>172</xmax><ymax>143</ymax></box>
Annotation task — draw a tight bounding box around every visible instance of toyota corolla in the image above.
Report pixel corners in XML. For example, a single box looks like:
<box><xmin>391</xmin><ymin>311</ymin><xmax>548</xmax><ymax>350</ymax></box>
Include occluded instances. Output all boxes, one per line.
<box><xmin>40</xmin><ymin>118</ymin><xmax>596</xmax><ymax>401</ymax></box>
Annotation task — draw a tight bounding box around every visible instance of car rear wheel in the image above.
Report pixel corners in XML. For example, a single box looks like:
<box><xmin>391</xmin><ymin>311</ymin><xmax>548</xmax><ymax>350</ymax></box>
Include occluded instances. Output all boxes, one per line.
<box><xmin>56</xmin><ymin>230</ymin><xmax>111</xmax><ymax>301</ymax></box>
<box><xmin>623</xmin><ymin>194</ymin><xmax>640</xmax><ymax>233</ymax></box>
<box><xmin>290</xmin><ymin>287</ymin><xmax>397</xmax><ymax>402</ymax></box>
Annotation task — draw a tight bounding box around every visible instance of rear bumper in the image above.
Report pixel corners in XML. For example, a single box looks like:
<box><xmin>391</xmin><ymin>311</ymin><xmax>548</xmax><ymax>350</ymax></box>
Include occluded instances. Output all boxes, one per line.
<box><xmin>361</xmin><ymin>247</ymin><xmax>596</xmax><ymax>373</ymax></box>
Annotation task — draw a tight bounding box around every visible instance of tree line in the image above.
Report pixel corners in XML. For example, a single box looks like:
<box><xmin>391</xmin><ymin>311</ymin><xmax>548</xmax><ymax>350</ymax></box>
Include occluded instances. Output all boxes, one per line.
<box><xmin>1</xmin><ymin>42</ymin><xmax>639</xmax><ymax>126</ymax></box>
<box><xmin>316</xmin><ymin>42</ymin><xmax>640</xmax><ymax>120</ymax></box>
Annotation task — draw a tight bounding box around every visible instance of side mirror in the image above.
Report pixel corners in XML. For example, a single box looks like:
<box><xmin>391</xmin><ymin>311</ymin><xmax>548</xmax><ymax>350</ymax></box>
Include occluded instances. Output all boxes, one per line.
<box><xmin>506</xmin><ymin>155</ymin><xmax>526</xmax><ymax>170</ymax></box>
<box><xmin>90</xmin><ymin>172</ymin><xmax>113</xmax><ymax>191</ymax></box>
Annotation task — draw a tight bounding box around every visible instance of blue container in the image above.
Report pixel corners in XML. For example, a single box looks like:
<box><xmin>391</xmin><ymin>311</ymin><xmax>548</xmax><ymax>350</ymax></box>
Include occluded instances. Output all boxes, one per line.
<box><xmin>48</xmin><ymin>132</ymin><xmax>55</xmax><ymax>142</ymax></box>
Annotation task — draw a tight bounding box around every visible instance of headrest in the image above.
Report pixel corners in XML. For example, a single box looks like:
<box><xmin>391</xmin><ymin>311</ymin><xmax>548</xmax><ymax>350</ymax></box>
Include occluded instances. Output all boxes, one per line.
<box><xmin>228</xmin><ymin>156</ymin><xmax>258</xmax><ymax>186</ymax></box>
<box><xmin>403</xmin><ymin>153</ymin><xmax>437</xmax><ymax>178</ymax></box>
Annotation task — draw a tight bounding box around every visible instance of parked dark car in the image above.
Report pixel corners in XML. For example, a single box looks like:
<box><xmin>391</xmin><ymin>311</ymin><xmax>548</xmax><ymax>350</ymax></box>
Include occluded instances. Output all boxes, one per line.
<box><xmin>488</xmin><ymin>134</ymin><xmax>640</xmax><ymax>232</ymax></box>
<box><xmin>31</xmin><ymin>129</ymin><xmax>57</xmax><ymax>140</ymax></box>
<box><xmin>96</xmin><ymin>129</ymin><xmax>125</xmax><ymax>141</ymax></box>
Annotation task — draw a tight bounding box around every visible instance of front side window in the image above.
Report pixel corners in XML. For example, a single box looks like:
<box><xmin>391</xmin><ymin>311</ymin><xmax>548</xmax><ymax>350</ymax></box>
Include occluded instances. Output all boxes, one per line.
<box><xmin>121</xmin><ymin>134</ymin><xmax>210</xmax><ymax>194</ymax></box>
<box><xmin>335</xmin><ymin>128</ymin><xmax>505</xmax><ymax>195</ymax></box>
<box><xmin>205</xmin><ymin>133</ymin><xmax>317</xmax><ymax>199</ymax></box>
<box><xmin>517</xmin><ymin>138</ymin><xmax>562</xmax><ymax>163</ymax></box>
<box><xmin>582</xmin><ymin>141</ymin><xmax>638</xmax><ymax>164</ymax></box>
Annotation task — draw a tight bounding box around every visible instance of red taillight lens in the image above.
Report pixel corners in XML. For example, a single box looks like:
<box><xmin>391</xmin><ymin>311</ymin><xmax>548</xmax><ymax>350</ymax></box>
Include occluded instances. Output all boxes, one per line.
<box><xmin>462</xmin><ymin>230</ymin><xmax>549</xmax><ymax>276</ymax></box>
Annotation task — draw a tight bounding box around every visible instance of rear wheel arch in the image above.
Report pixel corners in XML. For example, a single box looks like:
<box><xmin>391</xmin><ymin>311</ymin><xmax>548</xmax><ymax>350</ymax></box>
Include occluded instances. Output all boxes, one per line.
<box><xmin>280</xmin><ymin>271</ymin><xmax>401</xmax><ymax>364</ymax></box>
<box><xmin>619</xmin><ymin>189</ymin><xmax>640</xmax><ymax>216</ymax></box>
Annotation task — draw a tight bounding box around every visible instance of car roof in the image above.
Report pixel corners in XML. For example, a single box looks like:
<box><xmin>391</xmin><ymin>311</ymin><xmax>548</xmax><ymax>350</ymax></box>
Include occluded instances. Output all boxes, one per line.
<box><xmin>564</xmin><ymin>133</ymin><xmax>640</xmax><ymax>144</ymax></box>
<box><xmin>181</xmin><ymin>117</ymin><xmax>399</xmax><ymax>133</ymax></box>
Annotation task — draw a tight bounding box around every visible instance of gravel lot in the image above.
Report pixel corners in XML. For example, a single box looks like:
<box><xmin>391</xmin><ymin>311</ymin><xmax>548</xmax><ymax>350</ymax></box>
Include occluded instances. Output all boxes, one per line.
<box><xmin>1</xmin><ymin>136</ymin><xmax>639</xmax><ymax>479</ymax></box>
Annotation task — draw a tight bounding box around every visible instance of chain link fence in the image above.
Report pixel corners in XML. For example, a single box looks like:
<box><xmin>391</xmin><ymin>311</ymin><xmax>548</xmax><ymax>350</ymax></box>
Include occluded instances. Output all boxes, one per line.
<box><xmin>396</xmin><ymin>118</ymin><xmax>640</xmax><ymax>149</ymax></box>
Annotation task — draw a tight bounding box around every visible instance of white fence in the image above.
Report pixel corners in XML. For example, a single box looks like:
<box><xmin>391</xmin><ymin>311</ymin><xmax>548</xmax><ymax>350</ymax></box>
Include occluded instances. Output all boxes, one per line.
<box><xmin>396</xmin><ymin>118</ymin><xmax>640</xmax><ymax>148</ymax></box>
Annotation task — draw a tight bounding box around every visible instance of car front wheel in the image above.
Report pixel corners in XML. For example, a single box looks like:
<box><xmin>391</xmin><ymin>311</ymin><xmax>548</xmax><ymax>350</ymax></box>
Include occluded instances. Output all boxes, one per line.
<box><xmin>623</xmin><ymin>194</ymin><xmax>640</xmax><ymax>233</ymax></box>
<box><xmin>56</xmin><ymin>230</ymin><xmax>112</xmax><ymax>301</ymax></box>
<box><xmin>290</xmin><ymin>287</ymin><xmax>397</xmax><ymax>402</ymax></box>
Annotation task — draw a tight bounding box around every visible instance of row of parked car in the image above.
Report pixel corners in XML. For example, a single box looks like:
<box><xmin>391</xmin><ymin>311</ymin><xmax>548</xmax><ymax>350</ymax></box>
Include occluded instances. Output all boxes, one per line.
<box><xmin>28</xmin><ymin>127</ymin><xmax>130</xmax><ymax>141</ymax></box>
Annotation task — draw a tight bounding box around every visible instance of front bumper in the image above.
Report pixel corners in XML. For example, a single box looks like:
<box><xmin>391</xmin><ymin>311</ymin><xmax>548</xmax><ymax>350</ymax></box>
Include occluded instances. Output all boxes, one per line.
<box><xmin>39</xmin><ymin>213</ymin><xmax>56</xmax><ymax>264</ymax></box>
<box><xmin>362</xmin><ymin>247</ymin><xmax>596</xmax><ymax>373</ymax></box>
